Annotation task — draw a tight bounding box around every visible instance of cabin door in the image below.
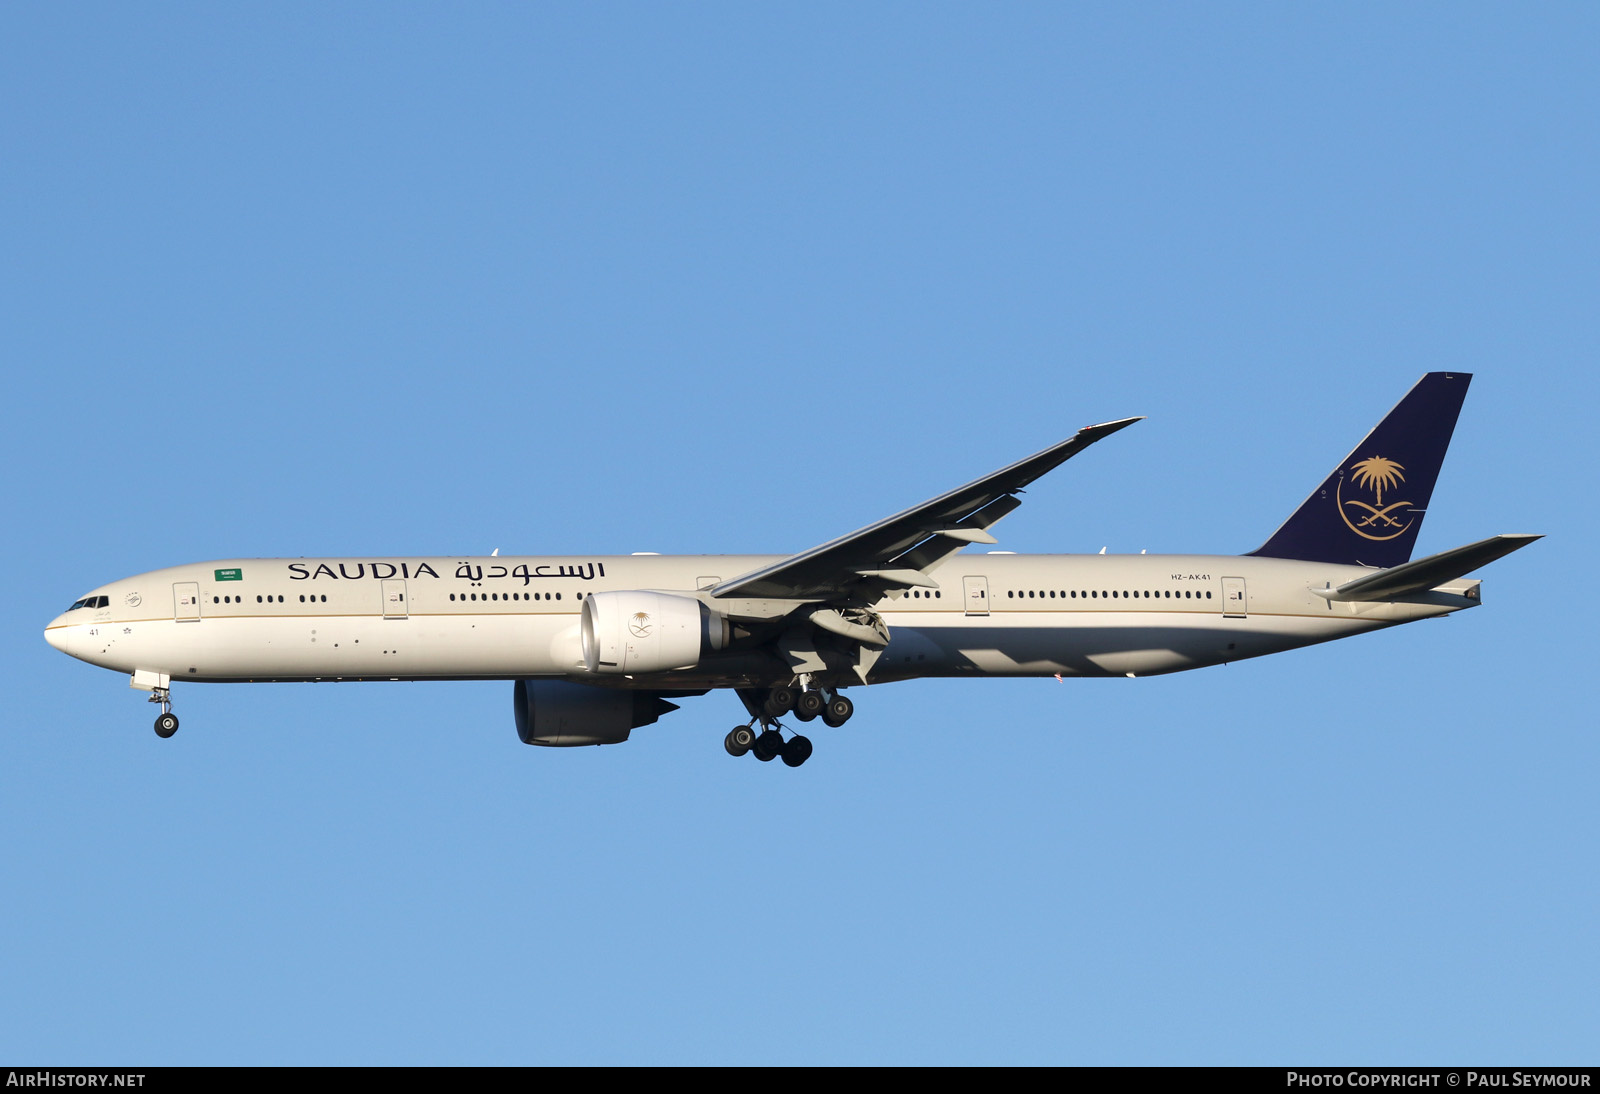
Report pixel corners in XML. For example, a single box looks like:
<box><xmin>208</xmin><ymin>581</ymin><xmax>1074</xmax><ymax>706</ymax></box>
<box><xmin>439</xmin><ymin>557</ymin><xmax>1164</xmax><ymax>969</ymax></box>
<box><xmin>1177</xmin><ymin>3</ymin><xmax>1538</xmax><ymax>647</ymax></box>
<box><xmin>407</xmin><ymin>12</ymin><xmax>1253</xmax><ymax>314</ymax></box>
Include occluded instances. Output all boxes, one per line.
<box><xmin>173</xmin><ymin>582</ymin><xmax>201</xmax><ymax>622</ymax></box>
<box><xmin>1222</xmin><ymin>577</ymin><xmax>1247</xmax><ymax>618</ymax></box>
<box><xmin>963</xmin><ymin>576</ymin><xmax>991</xmax><ymax>616</ymax></box>
<box><xmin>382</xmin><ymin>579</ymin><xmax>409</xmax><ymax>620</ymax></box>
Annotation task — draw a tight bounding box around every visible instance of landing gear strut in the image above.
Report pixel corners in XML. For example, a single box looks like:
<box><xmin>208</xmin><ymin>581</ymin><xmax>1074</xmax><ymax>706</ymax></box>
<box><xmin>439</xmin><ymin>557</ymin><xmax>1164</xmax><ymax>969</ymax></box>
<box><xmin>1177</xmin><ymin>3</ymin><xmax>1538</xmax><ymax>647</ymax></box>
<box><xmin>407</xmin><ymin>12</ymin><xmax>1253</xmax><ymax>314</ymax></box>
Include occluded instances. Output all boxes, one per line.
<box><xmin>149</xmin><ymin>687</ymin><xmax>179</xmax><ymax>738</ymax></box>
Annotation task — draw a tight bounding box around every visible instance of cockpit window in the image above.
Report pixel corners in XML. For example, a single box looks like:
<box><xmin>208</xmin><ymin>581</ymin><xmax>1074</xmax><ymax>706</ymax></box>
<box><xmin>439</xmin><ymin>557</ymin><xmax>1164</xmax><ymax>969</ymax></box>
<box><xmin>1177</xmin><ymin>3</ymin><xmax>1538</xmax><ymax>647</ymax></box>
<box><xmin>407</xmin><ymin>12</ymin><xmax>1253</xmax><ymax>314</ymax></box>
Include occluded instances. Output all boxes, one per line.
<box><xmin>65</xmin><ymin>596</ymin><xmax>109</xmax><ymax>611</ymax></box>
<box><xmin>67</xmin><ymin>599</ymin><xmax>86</xmax><ymax>611</ymax></box>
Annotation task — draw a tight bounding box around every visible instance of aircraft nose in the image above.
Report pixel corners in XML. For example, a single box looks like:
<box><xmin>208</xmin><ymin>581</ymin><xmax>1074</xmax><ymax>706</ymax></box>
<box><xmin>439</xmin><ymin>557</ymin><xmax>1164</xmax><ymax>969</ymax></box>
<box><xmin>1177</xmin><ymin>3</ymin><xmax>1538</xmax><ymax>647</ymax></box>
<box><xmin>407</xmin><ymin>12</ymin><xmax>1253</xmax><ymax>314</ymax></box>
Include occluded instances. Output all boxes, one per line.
<box><xmin>44</xmin><ymin>614</ymin><xmax>70</xmax><ymax>652</ymax></box>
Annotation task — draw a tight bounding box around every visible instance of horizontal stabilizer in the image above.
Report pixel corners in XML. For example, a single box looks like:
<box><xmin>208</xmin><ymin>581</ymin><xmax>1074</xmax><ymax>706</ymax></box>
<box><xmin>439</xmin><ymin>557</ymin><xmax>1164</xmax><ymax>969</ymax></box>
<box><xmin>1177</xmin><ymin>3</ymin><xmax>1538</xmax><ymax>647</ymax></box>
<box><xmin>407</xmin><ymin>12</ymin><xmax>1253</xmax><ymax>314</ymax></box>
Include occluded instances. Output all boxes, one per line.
<box><xmin>1314</xmin><ymin>534</ymin><xmax>1542</xmax><ymax>602</ymax></box>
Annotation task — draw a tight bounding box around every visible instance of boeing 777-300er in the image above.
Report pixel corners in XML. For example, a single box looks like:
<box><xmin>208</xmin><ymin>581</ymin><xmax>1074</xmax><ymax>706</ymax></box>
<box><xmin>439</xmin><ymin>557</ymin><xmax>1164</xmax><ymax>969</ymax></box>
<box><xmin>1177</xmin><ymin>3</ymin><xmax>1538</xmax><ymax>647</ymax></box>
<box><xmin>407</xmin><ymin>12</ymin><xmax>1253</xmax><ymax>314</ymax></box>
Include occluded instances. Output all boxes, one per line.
<box><xmin>46</xmin><ymin>372</ymin><xmax>1538</xmax><ymax>767</ymax></box>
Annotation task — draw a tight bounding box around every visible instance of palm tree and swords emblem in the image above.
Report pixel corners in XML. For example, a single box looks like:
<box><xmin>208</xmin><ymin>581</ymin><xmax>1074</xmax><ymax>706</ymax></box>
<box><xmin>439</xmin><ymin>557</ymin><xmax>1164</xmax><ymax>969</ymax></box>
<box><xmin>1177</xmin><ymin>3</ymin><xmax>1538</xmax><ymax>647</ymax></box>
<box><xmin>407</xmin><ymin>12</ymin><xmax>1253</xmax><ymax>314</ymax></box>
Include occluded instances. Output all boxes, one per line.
<box><xmin>1337</xmin><ymin>456</ymin><xmax>1414</xmax><ymax>541</ymax></box>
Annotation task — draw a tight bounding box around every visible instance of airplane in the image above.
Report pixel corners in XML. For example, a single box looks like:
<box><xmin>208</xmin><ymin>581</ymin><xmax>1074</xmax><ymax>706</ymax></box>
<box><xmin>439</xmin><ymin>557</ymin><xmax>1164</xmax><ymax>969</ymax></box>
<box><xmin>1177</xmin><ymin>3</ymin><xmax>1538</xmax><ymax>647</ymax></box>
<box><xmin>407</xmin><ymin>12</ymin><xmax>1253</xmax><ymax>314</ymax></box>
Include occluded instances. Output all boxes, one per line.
<box><xmin>44</xmin><ymin>372</ymin><xmax>1538</xmax><ymax>768</ymax></box>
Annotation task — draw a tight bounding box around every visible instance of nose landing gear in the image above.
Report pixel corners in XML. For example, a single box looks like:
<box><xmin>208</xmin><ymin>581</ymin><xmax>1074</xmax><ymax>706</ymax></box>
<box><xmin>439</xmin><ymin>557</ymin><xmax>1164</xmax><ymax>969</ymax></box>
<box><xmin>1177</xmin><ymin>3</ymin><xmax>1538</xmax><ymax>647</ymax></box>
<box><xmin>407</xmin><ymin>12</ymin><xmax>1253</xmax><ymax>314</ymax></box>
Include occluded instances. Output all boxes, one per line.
<box><xmin>149</xmin><ymin>686</ymin><xmax>179</xmax><ymax>738</ymax></box>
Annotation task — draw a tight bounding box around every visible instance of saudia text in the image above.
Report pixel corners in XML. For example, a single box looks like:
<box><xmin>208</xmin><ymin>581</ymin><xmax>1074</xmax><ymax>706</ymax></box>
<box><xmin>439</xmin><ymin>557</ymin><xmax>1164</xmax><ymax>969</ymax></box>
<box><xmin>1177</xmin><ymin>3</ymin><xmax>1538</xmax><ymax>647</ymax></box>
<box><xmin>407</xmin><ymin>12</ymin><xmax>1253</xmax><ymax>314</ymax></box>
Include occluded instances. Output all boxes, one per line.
<box><xmin>286</xmin><ymin>561</ymin><xmax>606</xmax><ymax>585</ymax></box>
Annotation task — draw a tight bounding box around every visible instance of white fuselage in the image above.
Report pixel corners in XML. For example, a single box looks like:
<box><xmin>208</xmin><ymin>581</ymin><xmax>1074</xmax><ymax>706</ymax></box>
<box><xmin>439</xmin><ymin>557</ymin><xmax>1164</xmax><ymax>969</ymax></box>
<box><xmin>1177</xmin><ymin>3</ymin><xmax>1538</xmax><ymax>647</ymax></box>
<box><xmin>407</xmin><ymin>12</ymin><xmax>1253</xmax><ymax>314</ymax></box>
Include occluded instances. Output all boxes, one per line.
<box><xmin>44</xmin><ymin>552</ymin><xmax>1479</xmax><ymax>689</ymax></box>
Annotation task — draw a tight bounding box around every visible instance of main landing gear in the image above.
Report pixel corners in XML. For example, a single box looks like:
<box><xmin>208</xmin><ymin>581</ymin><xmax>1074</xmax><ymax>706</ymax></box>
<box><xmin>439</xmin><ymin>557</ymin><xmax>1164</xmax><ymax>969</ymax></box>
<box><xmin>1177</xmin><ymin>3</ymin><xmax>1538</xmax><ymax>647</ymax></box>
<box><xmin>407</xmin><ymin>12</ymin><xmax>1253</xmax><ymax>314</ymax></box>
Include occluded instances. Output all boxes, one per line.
<box><xmin>724</xmin><ymin>724</ymin><xmax>813</xmax><ymax>767</ymax></box>
<box><xmin>725</xmin><ymin>684</ymin><xmax>853</xmax><ymax>768</ymax></box>
<box><xmin>788</xmin><ymin>689</ymin><xmax>854</xmax><ymax>728</ymax></box>
<box><xmin>149</xmin><ymin>686</ymin><xmax>179</xmax><ymax>738</ymax></box>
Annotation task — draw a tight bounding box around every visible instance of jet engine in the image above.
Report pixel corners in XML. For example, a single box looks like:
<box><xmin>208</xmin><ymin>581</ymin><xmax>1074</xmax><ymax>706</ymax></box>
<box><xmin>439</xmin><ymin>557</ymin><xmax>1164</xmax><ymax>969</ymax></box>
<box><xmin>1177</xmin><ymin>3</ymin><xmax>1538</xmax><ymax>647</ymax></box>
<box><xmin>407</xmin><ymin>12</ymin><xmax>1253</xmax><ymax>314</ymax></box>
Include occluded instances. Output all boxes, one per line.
<box><xmin>580</xmin><ymin>590</ymin><xmax>728</xmax><ymax>675</ymax></box>
<box><xmin>513</xmin><ymin>678</ymin><xmax>681</xmax><ymax>747</ymax></box>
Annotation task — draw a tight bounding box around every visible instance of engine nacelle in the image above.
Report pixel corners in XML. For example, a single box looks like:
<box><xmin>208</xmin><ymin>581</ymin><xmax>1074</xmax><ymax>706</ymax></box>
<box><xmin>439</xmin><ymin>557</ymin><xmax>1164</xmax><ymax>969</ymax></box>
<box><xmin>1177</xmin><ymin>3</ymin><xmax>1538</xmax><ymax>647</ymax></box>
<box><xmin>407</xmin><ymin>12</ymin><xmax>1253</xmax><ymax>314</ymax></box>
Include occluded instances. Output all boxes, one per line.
<box><xmin>580</xmin><ymin>590</ymin><xmax>727</xmax><ymax>675</ymax></box>
<box><xmin>513</xmin><ymin>679</ymin><xmax>680</xmax><ymax>747</ymax></box>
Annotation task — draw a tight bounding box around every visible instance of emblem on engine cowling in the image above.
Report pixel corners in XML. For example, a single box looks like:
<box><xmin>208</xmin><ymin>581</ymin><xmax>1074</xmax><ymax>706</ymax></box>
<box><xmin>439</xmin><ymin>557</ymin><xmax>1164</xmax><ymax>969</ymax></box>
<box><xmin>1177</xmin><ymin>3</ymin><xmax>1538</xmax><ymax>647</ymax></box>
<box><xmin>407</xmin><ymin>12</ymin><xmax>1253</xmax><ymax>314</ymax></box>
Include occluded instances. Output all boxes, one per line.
<box><xmin>628</xmin><ymin>612</ymin><xmax>653</xmax><ymax>638</ymax></box>
<box><xmin>1337</xmin><ymin>456</ymin><xmax>1414</xmax><ymax>541</ymax></box>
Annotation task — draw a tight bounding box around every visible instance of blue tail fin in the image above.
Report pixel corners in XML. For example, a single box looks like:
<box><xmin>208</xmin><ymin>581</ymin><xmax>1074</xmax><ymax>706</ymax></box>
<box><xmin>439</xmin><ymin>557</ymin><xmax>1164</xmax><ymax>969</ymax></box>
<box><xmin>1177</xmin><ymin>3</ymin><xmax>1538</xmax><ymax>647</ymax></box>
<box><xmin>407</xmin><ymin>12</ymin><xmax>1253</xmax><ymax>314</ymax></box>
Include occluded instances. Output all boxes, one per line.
<box><xmin>1248</xmin><ymin>372</ymin><xmax>1471</xmax><ymax>567</ymax></box>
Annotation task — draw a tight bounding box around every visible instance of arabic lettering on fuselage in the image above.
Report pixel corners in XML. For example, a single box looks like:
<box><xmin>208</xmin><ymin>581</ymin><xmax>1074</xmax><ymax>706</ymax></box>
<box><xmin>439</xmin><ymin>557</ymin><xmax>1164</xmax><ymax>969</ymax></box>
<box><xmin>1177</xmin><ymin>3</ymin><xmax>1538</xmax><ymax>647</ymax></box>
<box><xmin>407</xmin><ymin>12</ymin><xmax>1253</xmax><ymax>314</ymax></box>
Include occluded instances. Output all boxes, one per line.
<box><xmin>451</xmin><ymin>561</ymin><xmax>605</xmax><ymax>584</ymax></box>
<box><xmin>286</xmin><ymin>561</ymin><xmax>606</xmax><ymax>584</ymax></box>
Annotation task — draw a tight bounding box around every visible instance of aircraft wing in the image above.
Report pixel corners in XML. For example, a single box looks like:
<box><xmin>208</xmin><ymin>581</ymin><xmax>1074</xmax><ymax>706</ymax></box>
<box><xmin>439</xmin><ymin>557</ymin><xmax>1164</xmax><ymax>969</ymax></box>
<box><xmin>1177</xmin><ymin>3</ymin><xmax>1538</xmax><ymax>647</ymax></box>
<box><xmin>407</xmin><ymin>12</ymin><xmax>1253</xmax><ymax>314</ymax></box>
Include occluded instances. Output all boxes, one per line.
<box><xmin>710</xmin><ymin>417</ymin><xmax>1143</xmax><ymax>601</ymax></box>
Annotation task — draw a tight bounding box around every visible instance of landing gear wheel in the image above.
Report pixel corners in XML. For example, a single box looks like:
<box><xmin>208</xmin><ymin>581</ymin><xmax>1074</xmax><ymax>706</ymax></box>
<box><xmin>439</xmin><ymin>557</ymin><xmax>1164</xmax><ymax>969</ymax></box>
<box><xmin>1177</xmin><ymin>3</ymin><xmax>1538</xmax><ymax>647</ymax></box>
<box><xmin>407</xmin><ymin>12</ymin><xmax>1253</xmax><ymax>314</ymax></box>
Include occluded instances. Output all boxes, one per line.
<box><xmin>724</xmin><ymin>726</ymin><xmax>755</xmax><ymax>757</ymax></box>
<box><xmin>781</xmin><ymin>735</ymin><xmax>813</xmax><ymax>767</ymax></box>
<box><xmin>822</xmin><ymin>695</ymin><xmax>854</xmax><ymax>728</ymax></box>
<box><xmin>154</xmin><ymin>712</ymin><xmax>179</xmax><ymax>738</ymax></box>
<box><xmin>795</xmin><ymin>691</ymin><xmax>824</xmax><ymax>721</ymax></box>
<box><xmin>764</xmin><ymin>686</ymin><xmax>797</xmax><ymax>718</ymax></box>
<box><xmin>752</xmin><ymin>729</ymin><xmax>784</xmax><ymax>762</ymax></box>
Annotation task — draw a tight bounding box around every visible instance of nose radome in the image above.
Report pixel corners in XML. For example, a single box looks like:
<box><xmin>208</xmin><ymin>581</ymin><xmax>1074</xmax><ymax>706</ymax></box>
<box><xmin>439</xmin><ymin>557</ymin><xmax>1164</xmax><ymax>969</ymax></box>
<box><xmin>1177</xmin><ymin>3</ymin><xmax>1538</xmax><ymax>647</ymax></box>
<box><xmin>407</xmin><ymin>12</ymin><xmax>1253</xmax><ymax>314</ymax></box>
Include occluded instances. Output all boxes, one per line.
<box><xmin>44</xmin><ymin>615</ymin><xmax>70</xmax><ymax>652</ymax></box>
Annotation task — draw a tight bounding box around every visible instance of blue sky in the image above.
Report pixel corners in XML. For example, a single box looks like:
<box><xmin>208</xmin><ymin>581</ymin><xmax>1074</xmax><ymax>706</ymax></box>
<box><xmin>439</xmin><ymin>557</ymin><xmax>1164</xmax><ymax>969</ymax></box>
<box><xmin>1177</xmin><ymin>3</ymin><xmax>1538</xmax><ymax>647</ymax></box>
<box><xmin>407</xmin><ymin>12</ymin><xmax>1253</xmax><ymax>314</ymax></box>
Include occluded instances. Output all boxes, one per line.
<box><xmin>3</xmin><ymin>4</ymin><xmax>1595</xmax><ymax>1064</ymax></box>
